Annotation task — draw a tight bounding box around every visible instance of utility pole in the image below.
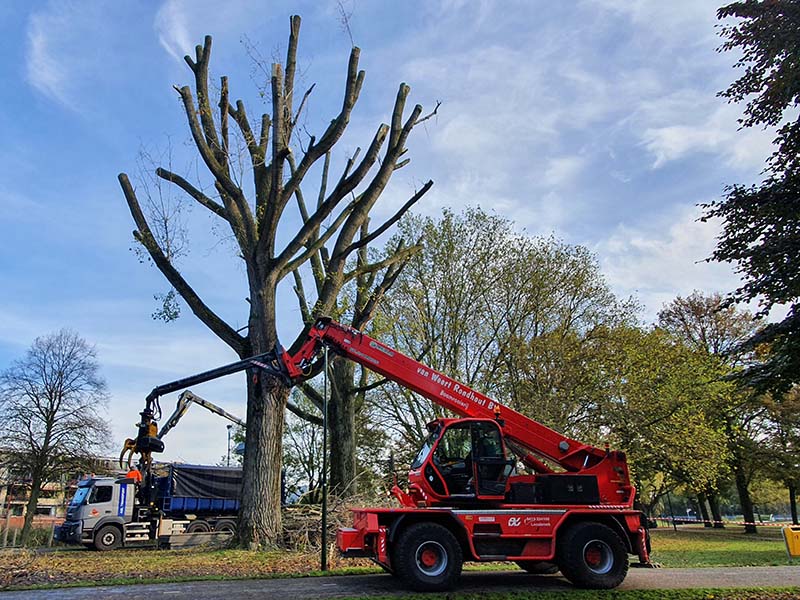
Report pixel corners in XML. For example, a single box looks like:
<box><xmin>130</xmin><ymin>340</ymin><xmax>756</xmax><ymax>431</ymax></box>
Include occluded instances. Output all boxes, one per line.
<box><xmin>226</xmin><ymin>424</ymin><xmax>233</xmax><ymax>467</ymax></box>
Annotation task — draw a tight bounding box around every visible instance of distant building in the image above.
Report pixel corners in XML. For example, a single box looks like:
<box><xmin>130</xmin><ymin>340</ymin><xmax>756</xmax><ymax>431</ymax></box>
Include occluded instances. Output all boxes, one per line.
<box><xmin>0</xmin><ymin>454</ymin><xmax>123</xmax><ymax>521</ymax></box>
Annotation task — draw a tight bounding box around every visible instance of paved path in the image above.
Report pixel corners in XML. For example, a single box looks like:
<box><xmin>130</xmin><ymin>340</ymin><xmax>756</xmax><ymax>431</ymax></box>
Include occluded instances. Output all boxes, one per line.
<box><xmin>6</xmin><ymin>566</ymin><xmax>800</xmax><ymax>599</ymax></box>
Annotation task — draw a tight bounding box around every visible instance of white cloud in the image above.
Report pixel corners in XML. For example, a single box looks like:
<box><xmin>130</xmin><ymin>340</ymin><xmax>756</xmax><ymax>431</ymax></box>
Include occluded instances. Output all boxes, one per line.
<box><xmin>26</xmin><ymin>4</ymin><xmax>77</xmax><ymax>108</ymax></box>
<box><xmin>595</xmin><ymin>203</ymin><xmax>740</xmax><ymax>321</ymax></box>
<box><xmin>641</xmin><ymin>100</ymin><xmax>775</xmax><ymax>170</ymax></box>
<box><xmin>154</xmin><ymin>0</ymin><xmax>194</xmax><ymax>62</ymax></box>
<box><xmin>543</xmin><ymin>156</ymin><xmax>586</xmax><ymax>187</ymax></box>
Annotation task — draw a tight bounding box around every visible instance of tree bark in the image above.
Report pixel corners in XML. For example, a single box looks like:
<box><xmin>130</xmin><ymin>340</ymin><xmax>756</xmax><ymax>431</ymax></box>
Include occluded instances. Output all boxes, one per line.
<box><xmin>708</xmin><ymin>491</ymin><xmax>725</xmax><ymax>529</ymax></box>
<box><xmin>697</xmin><ymin>493</ymin><xmax>712</xmax><ymax>528</ymax></box>
<box><xmin>329</xmin><ymin>358</ymin><xmax>358</xmax><ymax>496</ymax></box>
<box><xmin>789</xmin><ymin>481</ymin><xmax>798</xmax><ymax>525</ymax></box>
<box><xmin>733</xmin><ymin>460</ymin><xmax>757</xmax><ymax>534</ymax></box>
<box><xmin>238</xmin><ymin>374</ymin><xmax>288</xmax><ymax>549</ymax></box>
<box><xmin>20</xmin><ymin>468</ymin><xmax>43</xmax><ymax>546</ymax></box>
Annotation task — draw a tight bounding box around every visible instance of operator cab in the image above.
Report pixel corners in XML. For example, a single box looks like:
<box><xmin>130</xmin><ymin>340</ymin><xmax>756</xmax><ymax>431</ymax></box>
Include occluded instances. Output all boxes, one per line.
<box><xmin>409</xmin><ymin>418</ymin><xmax>514</xmax><ymax>504</ymax></box>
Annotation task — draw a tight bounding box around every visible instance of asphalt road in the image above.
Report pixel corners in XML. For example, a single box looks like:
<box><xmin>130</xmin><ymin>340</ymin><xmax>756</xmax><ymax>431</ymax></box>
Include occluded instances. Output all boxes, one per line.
<box><xmin>6</xmin><ymin>566</ymin><xmax>800</xmax><ymax>599</ymax></box>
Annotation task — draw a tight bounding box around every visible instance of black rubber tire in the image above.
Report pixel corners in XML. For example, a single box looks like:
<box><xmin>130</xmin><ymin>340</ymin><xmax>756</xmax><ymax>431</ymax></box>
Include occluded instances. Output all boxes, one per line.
<box><xmin>515</xmin><ymin>560</ymin><xmax>560</xmax><ymax>574</ymax></box>
<box><xmin>214</xmin><ymin>519</ymin><xmax>236</xmax><ymax>533</ymax></box>
<box><xmin>556</xmin><ymin>521</ymin><xmax>628</xmax><ymax>589</ymax></box>
<box><xmin>93</xmin><ymin>525</ymin><xmax>122</xmax><ymax>551</ymax></box>
<box><xmin>394</xmin><ymin>522</ymin><xmax>462</xmax><ymax>591</ymax></box>
<box><xmin>187</xmin><ymin>519</ymin><xmax>211</xmax><ymax>533</ymax></box>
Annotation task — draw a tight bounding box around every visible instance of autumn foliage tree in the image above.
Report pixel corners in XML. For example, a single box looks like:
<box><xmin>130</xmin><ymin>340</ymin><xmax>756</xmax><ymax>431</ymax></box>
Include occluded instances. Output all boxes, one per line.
<box><xmin>119</xmin><ymin>16</ymin><xmax>433</xmax><ymax>547</ymax></box>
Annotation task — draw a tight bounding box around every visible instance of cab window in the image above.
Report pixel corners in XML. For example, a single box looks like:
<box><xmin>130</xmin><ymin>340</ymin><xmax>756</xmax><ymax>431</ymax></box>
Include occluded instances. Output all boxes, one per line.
<box><xmin>88</xmin><ymin>486</ymin><xmax>112</xmax><ymax>504</ymax></box>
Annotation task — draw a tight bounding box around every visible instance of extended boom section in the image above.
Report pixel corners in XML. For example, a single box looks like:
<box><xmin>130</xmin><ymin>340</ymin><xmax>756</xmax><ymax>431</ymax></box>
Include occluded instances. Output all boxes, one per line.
<box><xmin>283</xmin><ymin>318</ymin><xmax>634</xmax><ymax>507</ymax></box>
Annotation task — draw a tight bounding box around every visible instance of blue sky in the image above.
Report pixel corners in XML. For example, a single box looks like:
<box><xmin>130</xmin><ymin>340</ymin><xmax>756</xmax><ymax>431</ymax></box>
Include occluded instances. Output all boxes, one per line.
<box><xmin>0</xmin><ymin>0</ymin><xmax>774</xmax><ymax>464</ymax></box>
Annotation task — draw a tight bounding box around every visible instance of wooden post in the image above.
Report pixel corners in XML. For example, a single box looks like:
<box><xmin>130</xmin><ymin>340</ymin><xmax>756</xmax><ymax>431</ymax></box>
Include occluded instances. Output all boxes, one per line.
<box><xmin>2</xmin><ymin>510</ymin><xmax>10</xmax><ymax>547</ymax></box>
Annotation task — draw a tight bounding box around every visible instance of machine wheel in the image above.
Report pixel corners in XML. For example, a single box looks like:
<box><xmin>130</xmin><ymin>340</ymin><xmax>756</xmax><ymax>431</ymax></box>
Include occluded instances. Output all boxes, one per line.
<box><xmin>556</xmin><ymin>521</ymin><xmax>628</xmax><ymax>589</ymax></box>
<box><xmin>515</xmin><ymin>560</ymin><xmax>559</xmax><ymax>574</ymax></box>
<box><xmin>214</xmin><ymin>519</ymin><xmax>236</xmax><ymax>534</ymax></box>
<box><xmin>186</xmin><ymin>519</ymin><xmax>211</xmax><ymax>533</ymax></box>
<box><xmin>394</xmin><ymin>522</ymin><xmax>462</xmax><ymax>591</ymax></box>
<box><xmin>93</xmin><ymin>525</ymin><xmax>122</xmax><ymax>551</ymax></box>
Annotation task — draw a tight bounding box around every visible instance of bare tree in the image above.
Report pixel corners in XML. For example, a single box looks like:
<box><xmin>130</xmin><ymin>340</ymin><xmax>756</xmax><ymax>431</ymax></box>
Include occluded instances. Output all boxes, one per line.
<box><xmin>0</xmin><ymin>330</ymin><xmax>110</xmax><ymax>545</ymax></box>
<box><xmin>118</xmin><ymin>16</ymin><xmax>433</xmax><ymax>547</ymax></box>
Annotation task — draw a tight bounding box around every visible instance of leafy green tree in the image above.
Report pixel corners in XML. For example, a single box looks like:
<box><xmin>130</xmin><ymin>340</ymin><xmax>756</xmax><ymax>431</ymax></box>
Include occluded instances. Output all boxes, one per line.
<box><xmin>0</xmin><ymin>330</ymin><xmax>111</xmax><ymax>545</ymax></box>
<box><xmin>373</xmin><ymin>208</ymin><xmax>638</xmax><ymax>467</ymax></box>
<box><xmin>118</xmin><ymin>17</ymin><xmax>434</xmax><ymax>546</ymax></box>
<box><xmin>703</xmin><ymin>0</ymin><xmax>800</xmax><ymax>392</ymax></box>
<box><xmin>599</xmin><ymin>326</ymin><xmax>731</xmax><ymax>521</ymax></box>
<box><xmin>762</xmin><ymin>388</ymin><xmax>800</xmax><ymax>523</ymax></box>
<box><xmin>659</xmin><ymin>292</ymin><xmax>764</xmax><ymax>532</ymax></box>
<box><xmin>370</xmin><ymin>208</ymin><xmax>515</xmax><ymax>463</ymax></box>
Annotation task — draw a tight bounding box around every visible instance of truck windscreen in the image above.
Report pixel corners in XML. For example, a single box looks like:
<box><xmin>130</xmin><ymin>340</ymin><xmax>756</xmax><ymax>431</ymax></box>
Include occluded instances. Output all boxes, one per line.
<box><xmin>70</xmin><ymin>487</ymin><xmax>90</xmax><ymax>505</ymax></box>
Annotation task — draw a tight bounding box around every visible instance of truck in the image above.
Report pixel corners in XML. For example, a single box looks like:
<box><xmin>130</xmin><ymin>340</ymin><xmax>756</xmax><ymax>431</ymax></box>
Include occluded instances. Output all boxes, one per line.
<box><xmin>56</xmin><ymin>463</ymin><xmax>242</xmax><ymax>550</ymax></box>
<box><xmin>123</xmin><ymin>317</ymin><xmax>652</xmax><ymax>590</ymax></box>
<box><xmin>57</xmin><ymin>391</ymin><xmax>245</xmax><ymax>549</ymax></box>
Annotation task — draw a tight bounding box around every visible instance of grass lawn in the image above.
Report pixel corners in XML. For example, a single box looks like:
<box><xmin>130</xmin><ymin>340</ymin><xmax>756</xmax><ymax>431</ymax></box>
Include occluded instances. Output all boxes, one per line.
<box><xmin>650</xmin><ymin>526</ymin><xmax>790</xmax><ymax>568</ymax></box>
<box><xmin>0</xmin><ymin>525</ymin><xmax>794</xmax><ymax>591</ymax></box>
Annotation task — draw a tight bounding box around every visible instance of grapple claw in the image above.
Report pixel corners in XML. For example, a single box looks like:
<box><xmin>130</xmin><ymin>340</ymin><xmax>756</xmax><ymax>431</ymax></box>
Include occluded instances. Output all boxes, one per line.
<box><xmin>119</xmin><ymin>438</ymin><xmax>137</xmax><ymax>470</ymax></box>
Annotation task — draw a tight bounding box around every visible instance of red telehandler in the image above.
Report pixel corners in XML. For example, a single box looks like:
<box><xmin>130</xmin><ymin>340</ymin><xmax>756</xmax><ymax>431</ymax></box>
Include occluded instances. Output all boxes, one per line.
<box><xmin>125</xmin><ymin>317</ymin><xmax>651</xmax><ymax>591</ymax></box>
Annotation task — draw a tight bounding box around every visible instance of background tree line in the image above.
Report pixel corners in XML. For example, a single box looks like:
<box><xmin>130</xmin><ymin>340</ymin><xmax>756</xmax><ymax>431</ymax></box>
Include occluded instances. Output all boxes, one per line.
<box><xmin>282</xmin><ymin>206</ymin><xmax>800</xmax><ymax>534</ymax></box>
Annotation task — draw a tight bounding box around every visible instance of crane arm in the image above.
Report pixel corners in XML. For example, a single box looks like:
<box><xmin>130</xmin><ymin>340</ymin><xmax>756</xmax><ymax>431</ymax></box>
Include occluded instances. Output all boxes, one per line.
<box><xmin>157</xmin><ymin>390</ymin><xmax>245</xmax><ymax>440</ymax></box>
<box><xmin>280</xmin><ymin>317</ymin><xmax>610</xmax><ymax>473</ymax></box>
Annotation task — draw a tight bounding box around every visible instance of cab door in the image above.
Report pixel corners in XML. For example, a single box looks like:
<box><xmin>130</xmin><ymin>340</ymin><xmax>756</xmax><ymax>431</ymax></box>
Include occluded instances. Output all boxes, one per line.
<box><xmin>82</xmin><ymin>484</ymin><xmax>115</xmax><ymax>530</ymax></box>
<box><xmin>472</xmin><ymin>421</ymin><xmax>513</xmax><ymax>497</ymax></box>
<box><xmin>432</xmin><ymin>420</ymin><xmax>513</xmax><ymax>498</ymax></box>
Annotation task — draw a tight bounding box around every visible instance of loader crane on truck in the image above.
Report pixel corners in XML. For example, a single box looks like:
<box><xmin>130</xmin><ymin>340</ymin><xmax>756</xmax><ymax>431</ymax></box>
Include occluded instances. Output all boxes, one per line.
<box><xmin>56</xmin><ymin>391</ymin><xmax>245</xmax><ymax>550</ymax></box>
<box><xmin>123</xmin><ymin>317</ymin><xmax>651</xmax><ymax>591</ymax></box>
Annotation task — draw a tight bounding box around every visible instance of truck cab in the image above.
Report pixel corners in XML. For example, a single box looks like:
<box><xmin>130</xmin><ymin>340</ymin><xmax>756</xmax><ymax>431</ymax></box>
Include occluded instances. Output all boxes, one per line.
<box><xmin>56</xmin><ymin>476</ymin><xmax>142</xmax><ymax>550</ymax></box>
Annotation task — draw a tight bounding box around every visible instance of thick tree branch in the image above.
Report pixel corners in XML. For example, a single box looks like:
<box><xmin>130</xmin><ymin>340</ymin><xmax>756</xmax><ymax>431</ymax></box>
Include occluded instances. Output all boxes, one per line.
<box><xmin>274</xmin><ymin>124</ymin><xmax>388</xmax><ymax>272</ymax></box>
<box><xmin>278</xmin><ymin>200</ymin><xmax>357</xmax><ymax>280</ymax></box>
<box><xmin>175</xmin><ymin>85</ymin><xmax>256</xmax><ymax>253</ymax></box>
<box><xmin>155</xmin><ymin>168</ymin><xmax>227</xmax><ymax>219</ymax></box>
<box><xmin>287</xmin><ymin>399</ymin><xmax>323</xmax><ymax>426</ymax></box>
<box><xmin>219</xmin><ymin>76</ymin><xmax>230</xmax><ymax>169</ymax></box>
<box><xmin>118</xmin><ymin>173</ymin><xmax>246</xmax><ymax>355</ymax></box>
<box><xmin>184</xmin><ymin>36</ymin><xmax>225</xmax><ymax>167</ymax></box>
<box><xmin>298</xmin><ymin>382</ymin><xmax>324</xmax><ymax>411</ymax></box>
<box><xmin>271</xmin><ymin>47</ymin><xmax>366</xmax><ymax>228</ymax></box>
<box><xmin>334</xmin><ymin>180</ymin><xmax>432</xmax><ymax>262</ymax></box>
<box><xmin>284</xmin><ymin>15</ymin><xmax>301</xmax><ymax>138</ymax></box>
<box><xmin>292</xmin><ymin>269</ymin><xmax>311</xmax><ymax>325</ymax></box>
<box><xmin>343</xmin><ymin>244</ymin><xmax>421</xmax><ymax>284</ymax></box>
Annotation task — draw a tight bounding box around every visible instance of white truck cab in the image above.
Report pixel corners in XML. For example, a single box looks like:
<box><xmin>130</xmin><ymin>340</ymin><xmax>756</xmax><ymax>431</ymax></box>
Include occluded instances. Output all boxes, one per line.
<box><xmin>56</xmin><ymin>476</ymin><xmax>146</xmax><ymax>550</ymax></box>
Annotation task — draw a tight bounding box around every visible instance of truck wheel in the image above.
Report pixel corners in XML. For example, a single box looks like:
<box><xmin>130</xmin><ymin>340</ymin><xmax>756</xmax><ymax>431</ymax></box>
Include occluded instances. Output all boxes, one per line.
<box><xmin>187</xmin><ymin>519</ymin><xmax>211</xmax><ymax>533</ymax></box>
<box><xmin>394</xmin><ymin>522</ymin><xmax>462</xmax><ymax>591</ymax></box>
<box><xmin>214</xmin><ymin>519</ymin><xmax>236</xmax><ymax>533</ymax></box>
<box><xmin>94</xmin><ymin>525</ymin><xmax>122</xmax><ymax>551</ymax></box>
<box><xmin>557</xmin><ymin>521</ymin><xmax>628</xmax><ymax>589</ymax></box>
<box><xmin>515</xmin><ymin>560</ymin><xmax>559</xmax><ymax>574</ymax></box>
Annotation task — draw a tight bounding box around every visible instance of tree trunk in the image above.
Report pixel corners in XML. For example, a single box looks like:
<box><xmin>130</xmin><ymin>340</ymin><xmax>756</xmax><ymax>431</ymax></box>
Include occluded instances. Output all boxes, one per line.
<box><xmin>20</xmin><ymin>469</ymin><xmax>43</xmax><ymax>546</ymax></box>
<box><xmin>238</xmin><ymin>373</ymin><xmax>289</xmax><ymax>549</ymax></box>
<box><xmin>733</xmin><ymin>460</ymin><xmax>757</xmax><ymax>534</ymax></box>
<box><xmin>789</xmin><ymin>481</ymin><xmax>798</xmax><ymax>525</ymax></box>
<box><xmin>696</xmin><ymin>493</ymin><xmax>712</xmax><ymax>528</ymax></box>
<box><xmin>708</xmin><ymin>491</ymin><xmax>725</xmax><ymax>528</ymax></box>
<box><xmin>329</xmin><ymin>358</ymin><xmax>358</xmax><ymax>497</ymax></box>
